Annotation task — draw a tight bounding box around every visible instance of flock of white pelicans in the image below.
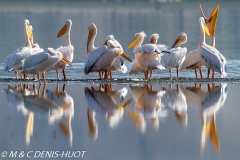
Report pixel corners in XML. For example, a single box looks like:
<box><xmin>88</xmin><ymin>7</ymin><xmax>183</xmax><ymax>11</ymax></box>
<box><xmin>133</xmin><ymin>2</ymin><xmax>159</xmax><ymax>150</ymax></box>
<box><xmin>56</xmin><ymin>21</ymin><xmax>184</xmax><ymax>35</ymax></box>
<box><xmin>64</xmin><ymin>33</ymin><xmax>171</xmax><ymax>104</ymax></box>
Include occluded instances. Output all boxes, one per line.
<box><xmin>4</xmin><ymin>5</ymin><xmax>228</xmax><ymax>84</ymax></box>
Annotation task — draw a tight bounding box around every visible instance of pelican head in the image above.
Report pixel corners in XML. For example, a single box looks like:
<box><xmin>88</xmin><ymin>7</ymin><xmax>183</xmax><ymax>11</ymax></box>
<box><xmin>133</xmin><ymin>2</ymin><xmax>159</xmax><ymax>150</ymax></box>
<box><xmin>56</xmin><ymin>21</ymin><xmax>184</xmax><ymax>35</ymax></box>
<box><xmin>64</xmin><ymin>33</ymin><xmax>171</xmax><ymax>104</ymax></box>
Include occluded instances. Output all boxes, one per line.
<box><xmin>24</xmin><ymin>19</ymin><xmax>33</xmax><ymax>42</ymax></box>
<box><xmin>57</xmin><ymin>19</ymin><xmax>72</xmax><ymax>38</ymax></box>
<box><xmin>150</xmin><ymin>33</ymin><xmax>159</xmax><ymax>44</ymax></box>
<box><xmin>199</xmin><ymin>4</ymin><xmax>219</xmax><ymax>37</ymax></box>
<box><xmin>47</xmin><ymin>48</ymin><xmax>72</xmax><ymax>65</ymax></box>
<box><xmin>87</xmin><ymin>23</ymin><xmax>97</xmax><ymax>53</ymax></box>
<box><xmin>104</xmin><ymin>35</ymin><xmax>114</xmax><ymax>45</ymax></box>
<box><xmin>199</xmin><ymin>17</ymin><xmax>211</xmax><ymax>37</ymax></box>
<box><xmin>127</xmin><ymin>31</ymin><xmax>146</xmax><ymax>49</ymax></box>
<box><xmin>106</xmin><ymin>35</ymin><xmax>132</xmax><ymax>62</ymax></box>
<box><xmin>171</xmin><ymin>32</ymin><xmax>187</xmax><ymax>48</ymax></box>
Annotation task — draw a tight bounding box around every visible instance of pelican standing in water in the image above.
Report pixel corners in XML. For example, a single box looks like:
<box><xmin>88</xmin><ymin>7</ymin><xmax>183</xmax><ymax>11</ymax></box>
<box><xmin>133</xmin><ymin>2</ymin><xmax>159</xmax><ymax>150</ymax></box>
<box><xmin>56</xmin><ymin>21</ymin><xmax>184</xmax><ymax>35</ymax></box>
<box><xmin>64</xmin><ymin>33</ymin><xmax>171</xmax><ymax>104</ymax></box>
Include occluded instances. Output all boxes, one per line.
<box><xmin>127</xmin><ymin>31</ymin><xmax>165</xmax><ymax>79</ymax></box>
<box><xmin>160</xmin><ymin>32</ymin><xmax>187</xmax><ymax>79</ymax></box>
<box><xmin>197</xmin><ymin>17</ymin><xmax>227</xmax><ymax>78</ymax></box>
<box><xmin>85</xmin><ymin>24</ymin><xmax>132</xmax><ymax>79</ymax></box>
<box><xmin>129</xmin><ymin>33</ymin><xmax>167</xmax><ymax>78</ymax></box>
<box><xmin>52</xmin><ymin>20</ymin><xmax>74</xmax><ymax>80</ymax></box>
<box><xmin>4</xmin><ymin>19</ymin><xmax>33</xmax><ymax>79</ymax></box>
<box><xmin>181</xmin><ymin>5</ymin><xmax>220</xmax><ymax>78</ymax></box>
<box><xmin>21</xmin><ymin>48</ymin><xmax>72</xmax><ymax>85</ymax></box>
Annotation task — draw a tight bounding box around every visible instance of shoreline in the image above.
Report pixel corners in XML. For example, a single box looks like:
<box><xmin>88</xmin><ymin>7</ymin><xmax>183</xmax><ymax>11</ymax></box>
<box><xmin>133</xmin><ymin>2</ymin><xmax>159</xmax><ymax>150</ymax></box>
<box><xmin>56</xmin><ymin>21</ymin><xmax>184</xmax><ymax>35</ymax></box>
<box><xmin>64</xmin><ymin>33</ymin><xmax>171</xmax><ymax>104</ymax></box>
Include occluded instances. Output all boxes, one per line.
<box><xmin>0</xmin><ymin>77</ymin><xmax>239</xmax><ymax>84</ymax></box>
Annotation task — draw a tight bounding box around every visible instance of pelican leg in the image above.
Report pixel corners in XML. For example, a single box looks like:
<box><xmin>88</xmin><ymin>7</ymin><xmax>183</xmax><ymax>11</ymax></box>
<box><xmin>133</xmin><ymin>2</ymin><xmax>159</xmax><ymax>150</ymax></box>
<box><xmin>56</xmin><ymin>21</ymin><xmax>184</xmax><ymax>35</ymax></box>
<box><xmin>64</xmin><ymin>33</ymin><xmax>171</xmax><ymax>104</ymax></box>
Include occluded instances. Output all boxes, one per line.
<box><xmin>169</xmin><ymin>69</ymin><xmax>172</xmax><ymax>79</ymax></box>
<box><xmin>200</xmin><ymin>69</ymin><xmax>203</xmax><ymax>78</ymax></box>
<box><xmin>104</xmin><ymin>70</ymin><xmax>108</xmax><ymax>80</ymax></box>
<box><xmin>144</xmin><ymin>70</ymin><xmax>148</xmax><ymax>79</ymax></box>
<box><xmin>177</xmin><ymin>68</ymin><xmax>179</xmax><ymax>79</ymax></box>
<box><xmin>15</xmin><ymin>71</ymin><xmax>18</xmax><ymax>79</ymax></box>
<box><xmin>207</xmin><ymin>69</ymin><xmax>210</xmax><ymax>78</ymax></box>
<box><xmin>62</xmin><ymin>69</ymin><xmax>66</xmax><ymax>80</ymax></box>
<box><xmin>98</xmin><ymin>72</ymin><xmax>102</xmax><ymax>80</ymax></box>
<box><xmin>37</xmin><ymin>74</ymin><xmax>41</xmax><ymax>84</ymax></box>
<box><xmin>149</xmin><ymin>71</ymin><xmax>153</xmax><ymax>79</ymax></box>
<box><xmin>211</xmin><ymin>70</ymin><xmax>215</xmax><ymax>78</ymax></box>
<box><xmin>56</xmin><ymin>70</ymin><xmax>60</xmax><ymax>80</ymax></box>
<box><xmin>195</xmin><ymin>69</ymin><xmax>198</xmax><ymax>78</ymax></box>
<box><xmin>109</xmin><ymin>71</ymin><xmax>112</xmax><ymax>80</ymax></box>
<box><xmin>42</xmin><ymin>73</ymin><xmax>46</xmax><ymax>85</ymax></box>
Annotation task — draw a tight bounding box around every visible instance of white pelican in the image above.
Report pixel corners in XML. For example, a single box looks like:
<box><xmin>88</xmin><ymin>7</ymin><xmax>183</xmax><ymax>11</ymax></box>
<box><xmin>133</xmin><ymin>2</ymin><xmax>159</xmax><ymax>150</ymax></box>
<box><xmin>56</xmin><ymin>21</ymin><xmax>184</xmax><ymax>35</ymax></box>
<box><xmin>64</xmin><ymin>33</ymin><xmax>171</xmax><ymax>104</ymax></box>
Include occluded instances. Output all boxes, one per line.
<box><xmin>198</xmin><ymin>17</ymin><xmax>227</xmax><ymax>78</ymax></box>
<box><xmin>128</xmin><ymin>85</ymin><xmax>167</xmax><ymax>132</ymax></box>
<box><xmin>160</xmin><ymin>32</ymin><xmax>187</xmax><ymax>79</ymax></box>
<box><xmin>127</xmin><ymin>31</ymin><xmax>165</xmax><ymax>79</ymax></box>
<box><xmin>4</xmin><ymin>19</ymin><xmax>33</xmax><ymax>79</ymax></box>
<box><xmin>21</xmin><ymin>48</ymin><xmax>72</xmax><ymax>85</ymax></box>
<box><xmin>129</xmin><ymin>33</ymin><xmax>167</xmax><ymax>78</ymax></box>
<box><xmin>85</xmin><ymin>26</ymin><xmax>132</xmax><ymax>79</ymax></box>
<box><xmin>52</xmin><ymin>20</ymin><xmax>74</xmax><ymax>80</ymax></box>
<box><xmin>107</xmin><ymin>56</ymin><xmax>128</xmax><ymax>79</ymax></box>
<box><xmin>181</xmin><ymin>5</ymin><xmax>219</xmax><ymax>78</ymax></box>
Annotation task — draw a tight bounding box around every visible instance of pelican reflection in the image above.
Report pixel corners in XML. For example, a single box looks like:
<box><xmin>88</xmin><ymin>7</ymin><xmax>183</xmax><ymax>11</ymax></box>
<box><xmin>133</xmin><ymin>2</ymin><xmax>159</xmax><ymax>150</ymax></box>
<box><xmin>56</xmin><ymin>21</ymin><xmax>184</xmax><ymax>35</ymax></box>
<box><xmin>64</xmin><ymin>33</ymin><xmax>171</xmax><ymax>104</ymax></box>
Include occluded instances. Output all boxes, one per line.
<box><xmin>3</xmin><ymin>84</ymin><xmax>74</xmax><ymax>146</ymax></box>
<box><xmin>84</xmin><ymin>84</ymin><xmax>131</xmax><ymax>140</ymax></box>
<box><xmin>128</xmin><ymin>85</ymin><xmax>167</xmax><ymax>133</ymax></box>
<box><xmin>200</xmin><ymin>83</ymin><xmax>228</xmax><ymax>155</ymax></box>
<box><xmin>161</xmin><ymin>84</ymin><xmax>188</xmax><ymax>126</ymax></box>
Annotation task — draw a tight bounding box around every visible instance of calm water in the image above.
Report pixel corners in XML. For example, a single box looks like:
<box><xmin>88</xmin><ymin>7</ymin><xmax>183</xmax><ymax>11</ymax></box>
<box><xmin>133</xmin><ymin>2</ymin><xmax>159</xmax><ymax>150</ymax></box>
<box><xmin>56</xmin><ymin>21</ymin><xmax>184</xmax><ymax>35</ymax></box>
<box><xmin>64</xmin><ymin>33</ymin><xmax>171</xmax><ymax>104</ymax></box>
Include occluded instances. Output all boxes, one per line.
<box><xmin>0</xmin><ymin>1</ymin><xmax>240</xmax><ymax>160</ymax></box>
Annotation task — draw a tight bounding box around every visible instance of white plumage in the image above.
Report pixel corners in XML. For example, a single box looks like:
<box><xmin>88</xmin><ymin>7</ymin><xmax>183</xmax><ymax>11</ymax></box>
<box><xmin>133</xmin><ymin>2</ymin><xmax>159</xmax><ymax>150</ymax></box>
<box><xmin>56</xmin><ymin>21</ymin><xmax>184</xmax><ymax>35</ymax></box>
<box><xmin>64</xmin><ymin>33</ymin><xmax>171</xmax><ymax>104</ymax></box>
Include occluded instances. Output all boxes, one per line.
<box><xmin>160</xmin><ymin>32</ymin><xmax>187</xmax><ymax>79</ymax></box>
<box><xmin>127</xmin><ymin>31</ymin><xmax>165</xmax><ymax>79</ymax></box>
<box><xmin>52</xmin><ymin>20</ymin><xmax>74</xmax><ymax>80</ymax></box>
<box><xmin>4</xmin><ymin>19</ymin><xmax>34</xmax><ymax>79</ymax></box>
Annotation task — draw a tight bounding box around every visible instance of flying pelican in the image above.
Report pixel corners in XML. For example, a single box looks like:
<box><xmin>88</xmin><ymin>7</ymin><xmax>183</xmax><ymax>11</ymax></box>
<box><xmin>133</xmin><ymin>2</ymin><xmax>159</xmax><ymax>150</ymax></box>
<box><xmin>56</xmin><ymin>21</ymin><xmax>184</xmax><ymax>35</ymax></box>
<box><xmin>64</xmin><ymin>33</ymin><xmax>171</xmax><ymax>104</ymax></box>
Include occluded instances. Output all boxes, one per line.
<box><xmin>127</xmin><ymin>31</ymin><xmax>165</xmax><ymax>79</ymax></box>
<box><xmin>21</xmin><ymin>48</ymin><xmax>72</xmax><ymax>85</ymax></box>
<box><xmin>181</xmin><ymin>5</ymin><xmax>219</xmax><ymax>78</ymax></box>
<box><xmin>129</xmin><ymin>33</ymin><xmax>167</xmax><ymax>78</ymax></box>
<box><xmin>4</xmin><ymin>19</ymin><xmax>33</xmax><ymax>79</ymax></box>
<box><xmin>85</xmin><ymin>29</ymin><xmax>132</xmax><ymax>79</ymax></box>
<box><xmin>52</xmin><ymin>20</ymin><xmax>74</xmax><ymax>80</ymax></box>
<box><xmin>197</xmin><ymin>17</ymin><xmax>227</xmax><ymax>78</ymax></box>
<box><xmin>160</xmin><ymin>32</ymin><xmax>187</xmax><ymax>79</ymax></box>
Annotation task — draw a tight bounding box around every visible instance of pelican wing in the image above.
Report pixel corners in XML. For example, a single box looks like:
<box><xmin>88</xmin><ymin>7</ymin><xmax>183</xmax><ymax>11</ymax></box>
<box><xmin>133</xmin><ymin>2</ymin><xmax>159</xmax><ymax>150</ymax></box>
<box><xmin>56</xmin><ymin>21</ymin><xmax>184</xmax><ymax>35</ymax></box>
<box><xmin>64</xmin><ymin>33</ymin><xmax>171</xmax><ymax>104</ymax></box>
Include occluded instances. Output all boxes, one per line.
<box><xmin>84</xmin><ymin>45</ymin><xmax>107</xmax><ymax>74</ymax></box>
<box><xmin>161</xmin><ymin>47</ymin><xmax>187</xmax><ymax>69</ymax></box>
<box><xmin>22</xmin><ymin>53</ymin><xmax>49</xmax><ymax>70</ymax></box>
<box><xmin>180</xmin><ymin>50</ymin><xmax>202</xmax><ymax>71</ymax></box>
<box><xmin>200</xmin><ymin>46</ymin><xmax>227</xmax><ymax>75</ymax></box>
<box><xmin>134</xmin><ymin>44</ymin><xmax>161</xmax><ymax>54</ymax></box>
<box><xmin>4</xmin><ymin>48</ymin><xmax>33</xmax><ymax>71</ymax></box>
<box><xmin>56</xmin><ymin>45</ymin><xmax>74</xmax><ymax>60</ymax></box>
<box><xmin>156</xmin><ymin>44</ymin><xmax>169</xmax><ymax>52</ymax></box>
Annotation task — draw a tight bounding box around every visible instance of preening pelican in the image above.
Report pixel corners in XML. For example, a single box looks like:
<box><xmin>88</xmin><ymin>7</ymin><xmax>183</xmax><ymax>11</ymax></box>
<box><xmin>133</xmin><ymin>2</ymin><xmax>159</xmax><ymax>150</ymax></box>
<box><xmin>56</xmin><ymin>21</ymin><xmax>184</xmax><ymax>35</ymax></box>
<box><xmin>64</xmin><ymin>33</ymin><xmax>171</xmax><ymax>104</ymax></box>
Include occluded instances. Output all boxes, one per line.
<box><xmin>198</xmin><ymin>17</ymin><xmax>227</xmax><ymax>78</ymax></box>
<box><xmin>160</xmin><ymin>32</ymin><xmax>187</xmax><ymax>79</ymax></box>
<box><xmin>107</xmin><ymin>56</ymin><xmax>127</xmax><ymax>77</ymax></box>
<box><xmin>181</xmin><ymin>5</ymin><xmax>220</xmax><ymax>78</ymax></box>
<box><xmin>129</xmin><ymin>33</ymin><xmax>168</xmax><ymax>77</ymax></box>
<box><xmin>52</xmin><ymin>20</ymin><xmax>74</xmax><ymax>80</ymax></box>
<box><xmin>85</xmin><ymin>26</ymin><xmax>132</xmax><ymax>79</ymax></box>
<box><xmin>127</xmin><ymin>31</ymin><xmax>165</xmax><ymax>79</ymax></box>
<box><xmin>21</xmin><ymin>48</ymin><xmax>72</xmax><ymax>85</ymax></box>
<box><xmin>4</xmin><ymin>19</ymin><xmax>33</xmax><ymax>79</ymax></box>
<box><xmin>29</xmin><ymin>25</ymin><xmax>44</xmax><ymax>54</ymax></box>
